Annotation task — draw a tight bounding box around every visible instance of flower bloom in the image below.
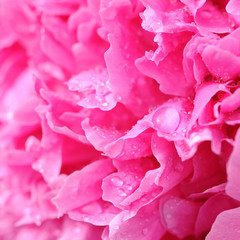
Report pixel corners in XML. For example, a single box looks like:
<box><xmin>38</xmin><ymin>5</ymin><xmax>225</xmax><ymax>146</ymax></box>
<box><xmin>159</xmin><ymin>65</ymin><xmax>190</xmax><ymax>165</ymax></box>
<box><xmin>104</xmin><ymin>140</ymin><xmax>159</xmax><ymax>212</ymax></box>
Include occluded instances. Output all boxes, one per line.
<box><xmin>1</xmin><ymin>0</ymin><xmax>240</xmax><ymax>239</ymax></box>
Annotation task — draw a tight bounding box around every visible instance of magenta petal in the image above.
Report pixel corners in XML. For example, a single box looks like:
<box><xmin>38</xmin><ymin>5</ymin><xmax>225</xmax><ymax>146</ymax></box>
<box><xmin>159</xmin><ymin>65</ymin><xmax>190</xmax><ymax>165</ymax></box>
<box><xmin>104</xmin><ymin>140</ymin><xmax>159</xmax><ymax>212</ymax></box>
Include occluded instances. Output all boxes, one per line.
<box><xmin>109</xmin><ymin>200</ymin><xmax>166</xmax><ymax>240</ymax></box>
<box><xmin>195</xmin><ymin>193</ymin><xmax>238</xmax><ymax>236</ymax></box>
<box><xmin>160</xmin><ymin>196</ymin><xmax>201</xmax><ymax>239</ymax></box>
<box><xmin>119</xmin><ymin>134</ymin><xmax>192</xmax><ymax>216</ymax></box>
<box><xmin>102</xmin><ymin>171</ymin><xmax>142</xmax><ymax>209</ymax></box>
<box><xmin>226</xmin><ymin>0</ymin><xmax>240</xmax><ymax>15</ymax></box>
<box><xmin>40</xmin><ymin>30</ymin><xmax>75</xmax><ymax>72</ymax></box>
<box><xmin>52</xmin><ymin>159</ymin><xmax>115</xmax><ymax>215</ymax></box>
<box><xmin>68</xmin><ymin>199</ymin><xmax>120</xmax><ymax>226</ymax></box>
<box><xmin>206</xmin><ymin>207</ymin><xmax>240</xmax><ymax>240</ymax></box>
<box><xmin>195</xmin><ymin>2</ymin><xmax>232</xmax><ymax>33</ymax></box>
<box><xmin>68</xmin><ymin>68</ymin><xmax>117</xmax><ymax>111</ymax></box>
<box><xmin>202</xmin><ymin>46</ymin><xmax>240</xmax><ymax>80</ymax></box>
<box><xmin>136</xmin><ymin>53</ymin><xmax>193</xmax><ymax>97</ymax></box>
<box><xmin>1</xmin><ymin>0</ymin><xmax>240</xmax><ymax>238</ymax></box>
<box><xmin>189</xmin><ymin>83</ymin><xmax>228</xmax><ymax>130</ymax></box>
<box><xmin>221</xmin><ymin>88</ymin><xmax>240</xmax><ymax>113</ymax></box>
<box><xmin>226</xmin><ymin>128</ymin><xmax>240</xmax><ymax>201</ymax></box>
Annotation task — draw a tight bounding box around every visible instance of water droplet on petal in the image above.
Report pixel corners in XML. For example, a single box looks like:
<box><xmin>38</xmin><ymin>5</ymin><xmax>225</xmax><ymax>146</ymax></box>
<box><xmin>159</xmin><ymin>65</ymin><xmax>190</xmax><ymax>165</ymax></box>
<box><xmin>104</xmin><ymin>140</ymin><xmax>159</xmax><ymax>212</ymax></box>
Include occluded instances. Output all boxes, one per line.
<box><xmin>83</xmin><ymin>215</ymin><xmax>90</xmax><ymax>221</ymax></box>
<box><xmin>142</xmin><ymin>227</ymin><xmax>148</xmax><ymax>235</ymax></box>
<box><xmin>152</xmin><ymin>107</ymin><xmax>180</xmax><ymax>133</ymax></box>
<box><xmin>113</xmin><ymin>225</ymin><xmax>119</xmax><ymax>230</ymax></box>
<box><xmin>116</xmin><ymin>95</ymin><xmax>122</xmax><ymax>101</ymax></box>
<box><xmin>118</xmin><ymin>189</ymin><xmax>127</xmax><ymax>197</ymax></box>
<box><xmin>166</xmin><ymin>213</ymin><xmax>172</xmax><ymax>219</ymax></box>
<box><xmin>102</xmin><ymin>102</ymin><xmax>108</xmax><ymax>107</ymax></box>
<box><xmin>145</xmin><ymin>218</ymin><xmax>149</xmax><ymax>222</ymax></box>
<box><xmin>125</xmin><ymin>184</ymin><xmax>133</xmax><ymax>191</ymax></box>
<box><xmin>35</xmin><ymin>215</ymin><xmax>42</xmax><ymax>226</ymax></box>
<box><xmin>111</xmin><ymin>176</ymin><xmax>124</xmax><ymax>187</ymax></box>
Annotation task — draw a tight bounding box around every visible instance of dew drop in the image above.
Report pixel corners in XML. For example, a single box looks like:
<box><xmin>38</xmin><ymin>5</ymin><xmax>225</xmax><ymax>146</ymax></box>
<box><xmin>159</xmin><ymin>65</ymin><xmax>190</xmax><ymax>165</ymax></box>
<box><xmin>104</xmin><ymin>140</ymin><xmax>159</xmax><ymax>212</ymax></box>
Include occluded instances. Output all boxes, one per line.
<box><xmin>83</xmin><ymin>215</ymin><xmax>90</xmax><ymax>221</ymax></box>
<box><xmin>145</xmin><ymin>218</ymin><xmax>150</xmax><ymax>222</ymax></box>
<box><xmin>116</xmin><ymin>95</ymin><xmax>122</xmax><ymax>101</ymax></box>
<box><xmin>130</xmin><ymin>78</ymin><xmax>135</xmax><ymax>83</ymax></box>
<box><xmin>142</xmin><ymin>227</ymin><xmax>148</xmax><ymax>235</ymax></box>
<box><xmin>111</xmin><ymin>176</ymin><xmax>124</xmax><ymax>187</ymax></box>
<box><xmin>166</xmin><ymin>213</ymin><xmax>172</xmax><ymax>219</ymax></box>
<box><xmin>35</xmin><ymin>215</ymin><xmax>42</xmax><ymax>226</ymax></box>
<box><xmin>125</xmin><ymin>184</ymin><xmax>133</xmax><ymax>191</ymax></box>
<box><xmin>102</xmin><ymin>102</ymin><xmax>108</xmax><ymax>107</ymax></box>
<box><xmin>152</xmin><ymin>107</ymin><xmax>180</xmax><ymax>133</ymax></box>
<box><xmin>118</xmin><ymin>189</ymin><xmax>127</xmax><ymax>197</ymax></box>
<box><xmin>113</xmin><ymin>225</ymin><xmax>119</xmax><ymax>230</ymax></box>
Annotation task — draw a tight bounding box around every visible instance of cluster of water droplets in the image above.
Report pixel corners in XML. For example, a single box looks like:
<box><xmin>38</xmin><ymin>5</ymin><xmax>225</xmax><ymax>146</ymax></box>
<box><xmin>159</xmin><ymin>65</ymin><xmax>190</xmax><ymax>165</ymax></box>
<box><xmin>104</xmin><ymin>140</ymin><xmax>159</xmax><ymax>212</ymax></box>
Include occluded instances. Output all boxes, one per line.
<box><xmin>110</xmin><ymin>175</ymin><xmax>134</xmax><ymax>198</ymax></box>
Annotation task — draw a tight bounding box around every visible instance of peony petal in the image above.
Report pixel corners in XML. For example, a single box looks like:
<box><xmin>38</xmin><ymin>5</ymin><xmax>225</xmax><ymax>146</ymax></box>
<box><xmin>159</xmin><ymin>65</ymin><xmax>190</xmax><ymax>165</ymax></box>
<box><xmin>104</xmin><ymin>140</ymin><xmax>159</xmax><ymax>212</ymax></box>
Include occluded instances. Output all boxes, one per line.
<box><xmin>206</xmin><ymin>207</ymin><xmax>240</xmax><ymax>240</ymax></box>
<box><xmin>195</xmin><ymin>193</ymin><xmax>238</xmax><ymax>236</ymax></box>
<box><xmin>160</xmin><ymin>196</ymin><xmax>201</xmax><ymax>239</ymax></box>
<box><xmin>226</xmin><ymin>128</ymin><xmax>240</xmax><ymax>201</ymax></box>
<box><xmin>109</xmin><ymin>200</ymin><xmax>166</xmax><ymax>240</ymax></box>
<box><xmin>53</xmin><ymin>159</ymin><xmax>115</xmax><ymax>215</ymax></box>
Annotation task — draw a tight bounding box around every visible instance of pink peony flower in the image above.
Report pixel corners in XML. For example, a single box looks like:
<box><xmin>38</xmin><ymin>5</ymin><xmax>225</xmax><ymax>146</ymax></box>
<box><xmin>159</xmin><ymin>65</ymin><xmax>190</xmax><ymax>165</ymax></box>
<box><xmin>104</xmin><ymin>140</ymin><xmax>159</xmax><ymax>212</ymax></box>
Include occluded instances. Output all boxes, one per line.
<box><xmin>1</xmin><ymin>0</ymin><xmax>240</xmax><ymax>239</ymax></box>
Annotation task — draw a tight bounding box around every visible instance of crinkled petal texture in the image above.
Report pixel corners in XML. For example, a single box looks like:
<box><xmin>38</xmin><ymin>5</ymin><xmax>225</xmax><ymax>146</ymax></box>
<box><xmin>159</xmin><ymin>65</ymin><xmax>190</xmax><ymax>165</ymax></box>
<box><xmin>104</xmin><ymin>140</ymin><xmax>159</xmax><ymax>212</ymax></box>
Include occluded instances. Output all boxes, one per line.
<box><xmin>1</xmin><ymin>0</ymin><xmax>240</xmax><ymax>240</ymax></box>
